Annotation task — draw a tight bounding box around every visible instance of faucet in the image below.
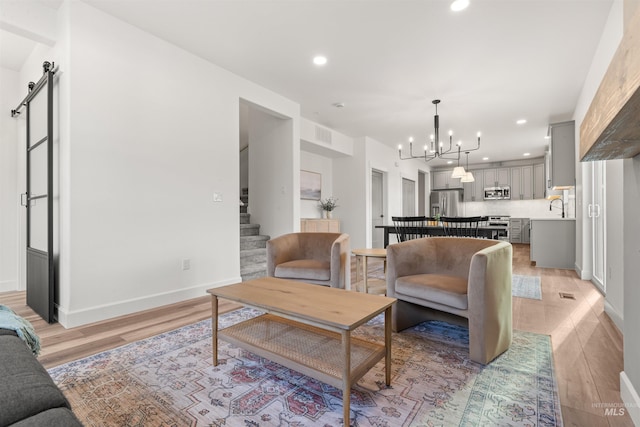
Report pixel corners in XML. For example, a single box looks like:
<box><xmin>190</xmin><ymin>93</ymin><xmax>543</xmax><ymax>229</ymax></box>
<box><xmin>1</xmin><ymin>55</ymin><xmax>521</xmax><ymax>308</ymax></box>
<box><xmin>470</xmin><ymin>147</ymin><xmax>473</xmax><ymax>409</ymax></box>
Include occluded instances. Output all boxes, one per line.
<box><xmin>549</xmin><ymin>198</ymin><xmax>565</xmax><ymax>218</ymax></box>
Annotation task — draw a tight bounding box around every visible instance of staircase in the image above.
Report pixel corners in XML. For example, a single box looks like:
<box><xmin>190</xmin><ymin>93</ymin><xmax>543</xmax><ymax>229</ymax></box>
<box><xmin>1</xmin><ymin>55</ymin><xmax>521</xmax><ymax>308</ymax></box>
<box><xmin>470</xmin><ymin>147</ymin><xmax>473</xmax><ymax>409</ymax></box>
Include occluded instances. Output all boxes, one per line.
<box><xmin>240</xmin><ymin>189</ymin><xmax>269</xmax><ymax>281</ymax></box>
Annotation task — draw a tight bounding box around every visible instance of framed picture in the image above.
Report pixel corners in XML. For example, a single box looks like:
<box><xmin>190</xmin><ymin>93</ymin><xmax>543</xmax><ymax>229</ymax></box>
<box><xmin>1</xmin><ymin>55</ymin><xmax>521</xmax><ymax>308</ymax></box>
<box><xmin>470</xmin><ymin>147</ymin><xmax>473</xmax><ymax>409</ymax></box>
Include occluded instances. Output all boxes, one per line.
<box><xmin>300</xmin><ymin>170</ymin><xmax>321</xmax><ymax>200</ymax></box>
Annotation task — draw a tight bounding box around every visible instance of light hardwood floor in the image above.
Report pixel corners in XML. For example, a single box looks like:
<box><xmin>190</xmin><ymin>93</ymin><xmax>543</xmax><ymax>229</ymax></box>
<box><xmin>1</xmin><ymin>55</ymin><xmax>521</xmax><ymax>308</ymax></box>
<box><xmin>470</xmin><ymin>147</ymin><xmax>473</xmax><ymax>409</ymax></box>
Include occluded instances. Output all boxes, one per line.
<box><xmin>0</xmin><ymin>244</ymin><xmax>633</xmax><ymax>426</ymax></box>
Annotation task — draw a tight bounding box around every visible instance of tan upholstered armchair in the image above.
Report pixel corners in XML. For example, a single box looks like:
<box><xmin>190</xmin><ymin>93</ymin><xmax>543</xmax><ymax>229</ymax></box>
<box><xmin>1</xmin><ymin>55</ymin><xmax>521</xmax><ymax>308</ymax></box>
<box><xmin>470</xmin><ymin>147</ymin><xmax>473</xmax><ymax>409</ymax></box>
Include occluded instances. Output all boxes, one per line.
<box><xmin>386</xmin><ymin>237</ymin><xmax>513</xmax><ymax>364</ymax></box>
<box><xmin>267</xmin><ymin>232</ymin><xmax>350</xmax><ymax>289</ymax></box>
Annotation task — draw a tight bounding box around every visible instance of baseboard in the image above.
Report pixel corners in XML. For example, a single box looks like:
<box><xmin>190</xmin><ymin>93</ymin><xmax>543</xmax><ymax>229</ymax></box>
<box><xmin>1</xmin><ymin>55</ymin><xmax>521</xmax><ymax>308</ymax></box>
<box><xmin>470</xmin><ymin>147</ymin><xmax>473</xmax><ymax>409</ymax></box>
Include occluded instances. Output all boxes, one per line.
<box><xmin>575</xmin><ymin>263</ymin><xmax>592</xmax><ymax>281</ymax></box>
<box><xmin>604</xmin><ymin>300</ymin><xmax>624</xmax><ymax>332</ymax></box>
<box><xmin>57</xmin><ymin>276</ymin><xmax>243</xmax><ymax>328</ymax></box>
<box><xmin>620</xmin><ymin>371</ymin><xmax>640</xmax><ymax>425</ymax></box>
<box><xmin>0</xmin><ymin>280</ymin><xmax>17</xmax><ymax>293</ymax></box>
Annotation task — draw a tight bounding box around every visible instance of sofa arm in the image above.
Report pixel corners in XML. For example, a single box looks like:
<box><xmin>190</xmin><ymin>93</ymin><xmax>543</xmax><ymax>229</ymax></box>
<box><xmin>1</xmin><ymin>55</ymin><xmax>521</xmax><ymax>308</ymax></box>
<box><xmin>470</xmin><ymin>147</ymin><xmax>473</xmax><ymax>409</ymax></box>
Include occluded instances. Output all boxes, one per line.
<box><xmin>467</xmin><ymin>241</ymin><xmax>513</xmax><ymax>364</ymax></box>
<box><xmin>329</xmin><ymin>233</ymin><xmax>350</xmax><ymax>288</ymax></box>
<box><xmin>266</xmin><ymin>233</ymin><xmax>298</xmax><ymax>277</ymax></box>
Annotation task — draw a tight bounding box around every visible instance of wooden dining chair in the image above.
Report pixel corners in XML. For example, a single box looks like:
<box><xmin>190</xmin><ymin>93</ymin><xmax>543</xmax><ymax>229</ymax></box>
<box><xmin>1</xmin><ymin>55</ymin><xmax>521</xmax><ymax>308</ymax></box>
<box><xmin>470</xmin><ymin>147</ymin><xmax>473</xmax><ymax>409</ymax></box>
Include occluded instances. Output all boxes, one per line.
<box><xmin>392</xmin><ymin>216</ymin><xmax>428</xmax><ymax>242</ymax></box>
<box><xmin>440</xmin><ymin>216</ymin><xmax>482</xmax><ymax>237</ymax></box>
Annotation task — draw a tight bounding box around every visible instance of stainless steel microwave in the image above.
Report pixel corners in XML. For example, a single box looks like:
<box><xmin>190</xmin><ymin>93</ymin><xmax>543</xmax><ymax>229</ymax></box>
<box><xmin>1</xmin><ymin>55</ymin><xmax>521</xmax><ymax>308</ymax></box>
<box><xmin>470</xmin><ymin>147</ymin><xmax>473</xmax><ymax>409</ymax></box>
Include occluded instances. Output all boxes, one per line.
<box><xmin>484</xmin><ymin>186</ymin><xmax>511</xmax><ymax>200</ymax></box>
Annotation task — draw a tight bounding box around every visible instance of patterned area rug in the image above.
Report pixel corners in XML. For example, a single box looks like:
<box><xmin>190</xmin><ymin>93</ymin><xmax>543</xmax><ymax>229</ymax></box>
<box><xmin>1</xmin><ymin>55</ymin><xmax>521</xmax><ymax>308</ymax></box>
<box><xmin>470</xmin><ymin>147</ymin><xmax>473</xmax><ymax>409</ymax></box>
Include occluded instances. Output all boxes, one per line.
<box><xmin>512</xmin><ymin>275</ymin><xmax>543</xmax><ymax>300</ymax></box>
<box><xmin>49</xmin><ymin>308</ymin><xmax>562</xmax><ymax>426</ymax></box>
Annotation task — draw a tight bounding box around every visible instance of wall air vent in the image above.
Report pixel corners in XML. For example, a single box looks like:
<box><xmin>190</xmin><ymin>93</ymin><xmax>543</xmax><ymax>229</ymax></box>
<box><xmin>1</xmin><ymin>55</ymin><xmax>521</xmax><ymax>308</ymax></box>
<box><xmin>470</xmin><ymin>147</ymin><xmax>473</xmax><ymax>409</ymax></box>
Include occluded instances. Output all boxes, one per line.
<box><xmin>315</xmin><ymin>126</ymin><xmax>332</xmax><ymax>145</ymax></box>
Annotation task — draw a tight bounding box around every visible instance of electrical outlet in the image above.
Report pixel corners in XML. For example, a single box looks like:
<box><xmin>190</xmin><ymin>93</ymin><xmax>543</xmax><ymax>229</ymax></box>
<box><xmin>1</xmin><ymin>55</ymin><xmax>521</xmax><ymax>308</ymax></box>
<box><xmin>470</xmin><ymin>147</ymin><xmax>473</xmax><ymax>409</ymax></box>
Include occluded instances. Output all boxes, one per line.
<box><xmin>182</xmin><ymin>259</ymin><xmax>191</xmax><ymax>271</ymax></box>
<box><xmin>213</xmin><ymin>192</ymin><xmax>223</xmax><ymax>202</ymax></box>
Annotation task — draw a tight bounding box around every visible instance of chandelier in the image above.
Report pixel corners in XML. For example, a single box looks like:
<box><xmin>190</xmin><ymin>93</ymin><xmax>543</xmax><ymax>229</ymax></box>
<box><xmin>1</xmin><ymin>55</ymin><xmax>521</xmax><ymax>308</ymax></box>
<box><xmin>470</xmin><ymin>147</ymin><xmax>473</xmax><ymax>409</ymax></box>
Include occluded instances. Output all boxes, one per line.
<box><xmin>398</xmin><ymin>99</ymin><xmax>481</xmax><ymax>178</ymax></box>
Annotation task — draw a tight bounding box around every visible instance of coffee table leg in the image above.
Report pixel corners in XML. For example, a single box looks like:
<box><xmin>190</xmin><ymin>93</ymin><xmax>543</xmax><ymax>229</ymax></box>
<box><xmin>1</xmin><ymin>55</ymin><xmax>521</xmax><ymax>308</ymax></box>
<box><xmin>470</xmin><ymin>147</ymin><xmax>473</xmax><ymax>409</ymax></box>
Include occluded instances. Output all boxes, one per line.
<box><xmin>342</xmin><ymin>330</ymin><xmax>351</xmax><ymax>426</ymax></box>
<box><xmin>211</xmin><ymin>295</ymin><xmax>218</xmax><ymax>366</ymax></box>
<box><xmin>385</xmin><ymin>306</ymin><xmax>391</xmax><ymax>386</ymax></box>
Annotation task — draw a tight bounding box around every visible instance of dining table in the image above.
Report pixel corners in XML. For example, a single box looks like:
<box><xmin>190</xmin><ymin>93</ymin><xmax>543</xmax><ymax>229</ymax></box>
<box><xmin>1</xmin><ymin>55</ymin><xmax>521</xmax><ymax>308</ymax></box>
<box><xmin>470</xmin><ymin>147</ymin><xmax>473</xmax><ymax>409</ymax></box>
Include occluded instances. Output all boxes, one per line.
<box><xmin>375</xmin><ymin>224</ymin><xmax>509</xmax><ymax>247</ymax></box>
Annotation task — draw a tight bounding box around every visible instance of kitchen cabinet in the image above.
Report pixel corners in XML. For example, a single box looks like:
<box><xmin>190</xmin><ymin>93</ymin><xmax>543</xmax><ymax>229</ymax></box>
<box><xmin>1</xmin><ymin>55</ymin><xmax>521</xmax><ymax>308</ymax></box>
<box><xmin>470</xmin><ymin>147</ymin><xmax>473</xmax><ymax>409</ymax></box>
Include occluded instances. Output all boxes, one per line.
<box><xmin>509</xmin><ymin>217</ymin><xmax>530</xmax><ymax>243</ymax></box>
<box><xmin>510</xmin><ymin>218</ymin><xmax>523</xmax><ymax>243</ymax></box>
<box><xmin>522</xmin><ymin>218</ymin><xmax>530</xmax><ymax>243</ymax></box>
<box><xmin>483</xmin><ymin>168</ymin><xmax>510</xmax><ymax>187</ymax></box>
<box><xmin>462</xmin><ymin>169</ymin><xmax>484</xmax><ymax>202</ymax></box>
<box><xmin>530</xmin><ymin>219</ymin><xmax>575</xmax><ymax>268</ymax></box>
<box><xmin>548</xmin><ymin>121</ymin><xmax>575</xmax><ymax>189</ymax></box>
<box><xmin>432</xmin><ymin>170</ymin><xmax>463</xmax><ymax>190</ymax></box>
<box><xmin>510</xmin><ymin>166</ymin><xmax>533</xmax><ymax>200</ymax></box>
<box><xmin>533</xmin><ymin>163</ymin><xmax>545</xmax><ymax>199</ymax></box>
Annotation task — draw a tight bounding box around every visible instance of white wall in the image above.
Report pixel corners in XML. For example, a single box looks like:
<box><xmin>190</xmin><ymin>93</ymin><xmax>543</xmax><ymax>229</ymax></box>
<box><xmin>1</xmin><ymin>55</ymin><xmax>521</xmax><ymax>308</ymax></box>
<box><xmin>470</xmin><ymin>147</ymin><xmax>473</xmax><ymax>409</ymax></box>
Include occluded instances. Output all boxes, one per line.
<box><xmin>623</xmin><ymin>155</ymin><xmax>640</xmax><ymax>424</ymax></box>
<box><xmin>300</xmin><ymin>151</ymin><xmax>333</xmax><ymax>219</ymax></box>
<box><xmin>0</xmin><ymin>67</ymin><xmax>20</xmax><ymax>292</ymax></box>
<box><xmin>7</xmin><ymin>1</ymin><xmax>300</xmax><ymax>327</ymax></box>
<box><xmin>247</xmin><ymin>104</ymin><xmax>299</xmax><ymax>239</ymax></box>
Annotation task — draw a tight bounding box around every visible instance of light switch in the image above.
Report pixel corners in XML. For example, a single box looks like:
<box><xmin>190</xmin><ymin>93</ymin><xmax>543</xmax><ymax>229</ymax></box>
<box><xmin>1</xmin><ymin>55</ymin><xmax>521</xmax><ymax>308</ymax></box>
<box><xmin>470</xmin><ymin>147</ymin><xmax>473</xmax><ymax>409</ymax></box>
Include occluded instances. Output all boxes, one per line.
<box><xmin>213</xmin><ymin>192</ymin><xmax>223</xmax><ymax>202</ymax></box>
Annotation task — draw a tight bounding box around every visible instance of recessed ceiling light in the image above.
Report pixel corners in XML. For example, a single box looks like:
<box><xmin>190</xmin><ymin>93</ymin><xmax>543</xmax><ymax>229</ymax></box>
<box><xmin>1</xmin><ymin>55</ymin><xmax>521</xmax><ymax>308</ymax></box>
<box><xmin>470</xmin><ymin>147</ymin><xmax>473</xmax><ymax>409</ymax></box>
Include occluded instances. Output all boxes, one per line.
<box><xmin>516</xmin><ymin>119</ymin><xmax>527</xmax><ymax>125</ymax></box>
<box><xmin>332</xmin><ymin>102</ymin><xmax>345</xmax><ymax>108</ymax></box>
<box><xmin>450</xmin><ymin>0</ymin><xmax>469</xmax><ymax>11</ymax></box>
<box><xmin>523</xmin><ymin>152</ymin><xmax>531</xmax><ymax>156</ymax></box>
<box><xmin>313</xmin><ymin>55</ymin><xmax>327</xmax><ymax>66</ymax></box>
<box><xmin>482</xmin><ymin>157</ymin><xmax>489</xmax><ymax>161</ymax></box>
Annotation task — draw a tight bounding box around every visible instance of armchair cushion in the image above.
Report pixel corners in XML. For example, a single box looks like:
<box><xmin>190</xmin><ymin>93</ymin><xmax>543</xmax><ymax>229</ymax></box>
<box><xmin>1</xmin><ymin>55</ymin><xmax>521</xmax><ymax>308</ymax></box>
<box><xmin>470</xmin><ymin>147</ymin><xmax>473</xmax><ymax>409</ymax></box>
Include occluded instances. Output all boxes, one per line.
<box><xmin>274</xmin><ymin>260</ymin><xmax>331</xmax><ymax>281</ymax></box>
<box><xmin>396</xmin><ymin>274</ymin><xmax>468</xmax><ymax>310</ymax></box>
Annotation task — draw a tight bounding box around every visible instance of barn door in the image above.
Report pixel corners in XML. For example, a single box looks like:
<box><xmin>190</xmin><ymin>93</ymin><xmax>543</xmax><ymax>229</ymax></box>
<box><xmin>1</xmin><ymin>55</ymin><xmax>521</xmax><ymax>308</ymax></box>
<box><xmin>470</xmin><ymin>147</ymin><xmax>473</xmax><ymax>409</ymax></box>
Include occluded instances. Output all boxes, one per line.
<box><xmin>13</xmin><ymin>61</ymin><xmax>56</xmax><ymax>323</ymax></box>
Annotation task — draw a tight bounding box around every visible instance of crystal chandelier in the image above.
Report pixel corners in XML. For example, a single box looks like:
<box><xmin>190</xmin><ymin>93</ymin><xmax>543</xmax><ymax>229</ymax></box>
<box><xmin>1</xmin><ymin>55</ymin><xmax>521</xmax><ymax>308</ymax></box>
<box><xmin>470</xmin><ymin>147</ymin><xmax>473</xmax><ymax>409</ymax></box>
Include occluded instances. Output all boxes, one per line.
<box><xmin>398</xmin><ymin>99</ymin><xmax>481</xmax><ymax>178</ymax></box>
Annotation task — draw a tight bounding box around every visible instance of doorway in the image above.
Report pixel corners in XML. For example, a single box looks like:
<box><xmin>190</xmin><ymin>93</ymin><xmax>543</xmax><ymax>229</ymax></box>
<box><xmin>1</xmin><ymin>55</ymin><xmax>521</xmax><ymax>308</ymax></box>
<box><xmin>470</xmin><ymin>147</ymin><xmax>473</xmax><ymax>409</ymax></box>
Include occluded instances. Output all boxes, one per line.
<box><xmin>402</xmin><ymin>178</ymin><xmax>416</xmax><ymax>216</ymax></box>
<box><xmin>371</xmin><ymin>170</ymin><xmax>385</xmax><ymax>248</ymax></box>
<box><xmin>418</xmin><ymin>171</ymin><xmax>426</xmax><ymax>216</ymax></box>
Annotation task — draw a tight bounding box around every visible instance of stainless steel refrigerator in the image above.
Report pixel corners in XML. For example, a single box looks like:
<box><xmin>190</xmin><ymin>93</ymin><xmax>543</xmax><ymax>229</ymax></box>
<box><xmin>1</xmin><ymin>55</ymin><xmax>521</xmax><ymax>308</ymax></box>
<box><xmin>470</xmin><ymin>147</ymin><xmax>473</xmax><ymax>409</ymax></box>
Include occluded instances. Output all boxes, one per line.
<box><xmin>430</xmin><ymin>189</ymin><xmax>462</xmax><ymax>217</ymax></box>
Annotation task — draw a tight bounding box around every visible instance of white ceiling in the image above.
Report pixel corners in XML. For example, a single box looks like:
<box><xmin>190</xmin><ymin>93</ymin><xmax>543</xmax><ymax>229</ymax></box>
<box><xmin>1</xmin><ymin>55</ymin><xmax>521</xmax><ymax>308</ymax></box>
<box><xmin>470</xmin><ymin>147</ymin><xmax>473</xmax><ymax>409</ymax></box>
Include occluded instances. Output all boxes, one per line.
<box><xmin>3</xmin><ymin>0</ymin><xmax>614</xmax><ymax>167</ymax></box>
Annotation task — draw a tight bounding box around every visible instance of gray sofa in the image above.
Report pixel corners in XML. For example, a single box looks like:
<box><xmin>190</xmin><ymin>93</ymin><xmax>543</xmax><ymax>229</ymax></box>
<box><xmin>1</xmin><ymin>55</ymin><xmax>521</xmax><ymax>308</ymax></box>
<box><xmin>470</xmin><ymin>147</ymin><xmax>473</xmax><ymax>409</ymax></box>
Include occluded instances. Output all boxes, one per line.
<box><xmin>0</xmin><ymin>329</ymin><xmax>83</xmax><ymax>427</ymax></box>
<box><xmin>386</xmin><ymin>237</ymin><xmax>513</xmax><ymax>364</ymax></box>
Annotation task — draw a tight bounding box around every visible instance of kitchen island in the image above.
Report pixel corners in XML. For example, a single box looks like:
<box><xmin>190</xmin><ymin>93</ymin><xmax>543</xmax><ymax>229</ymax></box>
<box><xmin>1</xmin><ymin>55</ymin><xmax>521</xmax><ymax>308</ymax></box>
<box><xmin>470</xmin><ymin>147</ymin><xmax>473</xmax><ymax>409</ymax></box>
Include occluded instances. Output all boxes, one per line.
<box><xmin>375</xmin><ymin>224</ymin><xmax>508</xmax><ymax>247</ymax></box>
<box><xmin>529</xmin><ymin>218</ymin><xmax>576</xmax><ymax>269</ymax></box>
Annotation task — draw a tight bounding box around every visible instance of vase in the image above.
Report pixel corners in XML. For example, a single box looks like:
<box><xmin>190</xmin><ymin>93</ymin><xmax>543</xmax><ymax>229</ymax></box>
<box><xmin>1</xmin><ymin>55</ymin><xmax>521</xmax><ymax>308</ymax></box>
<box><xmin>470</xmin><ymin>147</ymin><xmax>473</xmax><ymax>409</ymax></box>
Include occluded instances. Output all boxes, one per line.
<box><xmin>323</xmin><ymin>210</ymin><xmax>332</xmax><ymax>219</ymax></box>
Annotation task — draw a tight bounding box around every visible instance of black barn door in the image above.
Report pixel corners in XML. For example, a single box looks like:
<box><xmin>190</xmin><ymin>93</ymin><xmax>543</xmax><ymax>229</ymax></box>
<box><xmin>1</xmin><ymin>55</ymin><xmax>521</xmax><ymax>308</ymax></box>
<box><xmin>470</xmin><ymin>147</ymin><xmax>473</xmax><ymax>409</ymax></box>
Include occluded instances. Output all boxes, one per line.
<box><xmin>14</xmin><ymin>62</ymin><xmax>56</xmax><ymax>323</ymax></box>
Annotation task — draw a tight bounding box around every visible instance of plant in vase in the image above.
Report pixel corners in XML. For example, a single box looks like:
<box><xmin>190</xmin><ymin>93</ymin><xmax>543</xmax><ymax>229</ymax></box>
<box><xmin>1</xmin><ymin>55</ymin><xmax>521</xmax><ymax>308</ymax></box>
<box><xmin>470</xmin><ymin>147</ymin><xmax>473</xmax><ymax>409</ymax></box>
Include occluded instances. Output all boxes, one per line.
<box><xmin>319</xmin><ymin>196</ymin><xmax>338</xmax><ymax>219</ymax></box>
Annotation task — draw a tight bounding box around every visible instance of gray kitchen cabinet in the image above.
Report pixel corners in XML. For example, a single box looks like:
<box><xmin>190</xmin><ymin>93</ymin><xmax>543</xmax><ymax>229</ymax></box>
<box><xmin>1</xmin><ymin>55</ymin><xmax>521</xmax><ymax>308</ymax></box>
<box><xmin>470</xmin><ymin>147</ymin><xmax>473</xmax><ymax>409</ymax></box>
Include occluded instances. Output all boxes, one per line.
<box><xmin>510</xmin><ymin>218</ymin><xmax>523</xmax><ymax>243</ymax></box>
<box><xmin>530</xmin><ymin>219</ymin><xmax>576</xmax><ymax>268</ymax></box>
<box><xmin>483</xmin><ymin>167</ymin><xmax>510</xmax><ymax>187</ymax></box>
<box><xmin>462</xmin><ymin>169</ymin><xmax>484</xmax><ymax>202</ymax></box>
<box><xmin>522</xmin><ymin>218</ymin><xmax>530</xmax><ymax>243</ymax></box>
<box><xmin>548</xmin><ymin>121</ymin><xmax>576</xmax><ymax>189</ymax></box>
<box><xmin>432</xmin><ymin>170</ymin><xmax>463</xmax><ymax>190</ymax></box>
<box><xmin>533</xmin><ymin>163</ymin><xmax>545</xmax><ymax>199</ymax></box>
<box><xmin>510</xmin><ymin>166</ymin><xmax>533</xmax><ymax>200</ymax></box>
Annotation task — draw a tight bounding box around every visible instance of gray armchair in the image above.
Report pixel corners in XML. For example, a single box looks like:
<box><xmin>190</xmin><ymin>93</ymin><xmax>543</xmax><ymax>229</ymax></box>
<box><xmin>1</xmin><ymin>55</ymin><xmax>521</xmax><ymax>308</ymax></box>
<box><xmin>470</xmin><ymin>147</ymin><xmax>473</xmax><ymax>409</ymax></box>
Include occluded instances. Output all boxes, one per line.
<box><xmin>386</xmin><ymin>237</ymin><xmax>513</xmax><ymax>364</ymax></box>
<box><xmin>267</xmin><ymin>232</ymin><xmax>350</xmax><ymax>289</ymax></box>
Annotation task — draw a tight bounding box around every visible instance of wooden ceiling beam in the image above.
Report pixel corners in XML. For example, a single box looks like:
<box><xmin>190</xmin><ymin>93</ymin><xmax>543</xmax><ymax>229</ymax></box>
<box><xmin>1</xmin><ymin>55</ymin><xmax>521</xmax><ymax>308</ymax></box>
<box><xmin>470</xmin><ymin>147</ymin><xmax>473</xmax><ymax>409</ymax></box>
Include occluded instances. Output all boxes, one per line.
<box><xmin>580</xmin><ymin>7</ymin><xmax>640</xmax><ymax>161</ymax></box>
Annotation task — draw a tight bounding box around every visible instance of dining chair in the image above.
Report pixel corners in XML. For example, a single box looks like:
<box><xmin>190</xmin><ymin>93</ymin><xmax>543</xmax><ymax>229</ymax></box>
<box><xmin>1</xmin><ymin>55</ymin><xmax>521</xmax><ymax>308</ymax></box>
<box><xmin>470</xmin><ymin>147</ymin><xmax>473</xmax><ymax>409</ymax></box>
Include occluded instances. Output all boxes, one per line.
<box><xmin>440</xmin><ymin>216</ymin><xmax>482</xmax><ymax>237</ymax></box>
<box><xmin>392</xmin><ymin>216</ymin><xmax>428</xmax><ymax>242</ymax></box>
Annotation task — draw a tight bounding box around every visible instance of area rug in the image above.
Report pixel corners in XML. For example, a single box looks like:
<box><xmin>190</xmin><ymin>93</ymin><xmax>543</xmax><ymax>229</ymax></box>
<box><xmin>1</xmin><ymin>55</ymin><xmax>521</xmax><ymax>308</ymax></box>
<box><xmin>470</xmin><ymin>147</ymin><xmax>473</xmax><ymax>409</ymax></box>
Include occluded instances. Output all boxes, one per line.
<box><xmin>48</xmin><ymin>308</ymin><xmax>562</xmax><ymax>426</ymax></box>
<box><xmin>512</xmin><ymin>274</ymin><xmax>543</xmax><ymax>300</ymax></box>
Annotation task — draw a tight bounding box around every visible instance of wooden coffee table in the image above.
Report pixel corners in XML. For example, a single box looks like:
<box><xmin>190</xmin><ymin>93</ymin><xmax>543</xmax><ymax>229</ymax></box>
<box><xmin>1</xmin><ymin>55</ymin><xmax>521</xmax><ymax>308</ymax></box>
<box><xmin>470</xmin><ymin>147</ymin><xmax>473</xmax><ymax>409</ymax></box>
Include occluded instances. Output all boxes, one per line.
<box><xmin>207</xmin><ymin>277</ymin><xmax>396</xmax><ymax>425</ymax></box>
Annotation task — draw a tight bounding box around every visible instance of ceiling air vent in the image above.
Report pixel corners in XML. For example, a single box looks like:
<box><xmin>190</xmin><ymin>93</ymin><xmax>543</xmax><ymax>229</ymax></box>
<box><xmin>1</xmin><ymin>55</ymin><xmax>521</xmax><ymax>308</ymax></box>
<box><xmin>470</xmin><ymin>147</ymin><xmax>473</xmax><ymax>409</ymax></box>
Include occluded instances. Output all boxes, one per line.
<box><xmin>315</xmin><ymin>126</ymin><xmax>332</xmax><ymax>145</ymax></box>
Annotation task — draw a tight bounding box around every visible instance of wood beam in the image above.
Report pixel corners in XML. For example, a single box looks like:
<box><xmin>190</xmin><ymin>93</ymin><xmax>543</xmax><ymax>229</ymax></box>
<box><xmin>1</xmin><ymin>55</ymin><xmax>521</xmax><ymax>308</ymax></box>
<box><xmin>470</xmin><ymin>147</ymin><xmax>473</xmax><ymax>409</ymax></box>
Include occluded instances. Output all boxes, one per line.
<box><xmin>580</xmin><ymin>7</ymin><xmax>640</xmax><ymax>161</ymax></box>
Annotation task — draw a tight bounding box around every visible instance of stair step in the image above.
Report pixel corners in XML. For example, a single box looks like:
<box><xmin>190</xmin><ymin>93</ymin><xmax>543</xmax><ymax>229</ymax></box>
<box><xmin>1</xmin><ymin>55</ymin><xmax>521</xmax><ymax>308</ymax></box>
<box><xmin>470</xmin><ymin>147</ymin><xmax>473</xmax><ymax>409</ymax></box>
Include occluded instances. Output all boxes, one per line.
<box><xmin>240</xmin><ymin>248</ymin><xmax>267</xmax><ymax>265</ymax></box>
<box><xmin>240</xmin><ymin>223</ymin><xmax>260</xmax><ymax>236</ymax></box>
<box><xmin>240</xmin><ymin>235</ymin><xmax>270</xmax><ymax>250</ymax></box>
<box><xmin>240</xmin><ymin>262</ymin><xmax>267</xmax><ymax>277</ymax></box>
<box><xmin>240</xmin><ymin>213</ymin><xmax>250</xmax><ymax>224</ymax></box>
